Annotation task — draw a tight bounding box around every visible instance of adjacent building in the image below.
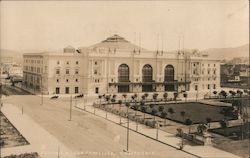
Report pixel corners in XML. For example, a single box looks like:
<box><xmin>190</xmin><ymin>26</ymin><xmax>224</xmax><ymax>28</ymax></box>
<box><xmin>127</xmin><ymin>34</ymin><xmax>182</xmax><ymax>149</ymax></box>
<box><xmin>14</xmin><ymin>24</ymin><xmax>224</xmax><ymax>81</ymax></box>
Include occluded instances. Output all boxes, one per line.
<box><xmin>23</xmin><ymin>35</ymin><xmax>221</xmax><ymax>96</ymax></box>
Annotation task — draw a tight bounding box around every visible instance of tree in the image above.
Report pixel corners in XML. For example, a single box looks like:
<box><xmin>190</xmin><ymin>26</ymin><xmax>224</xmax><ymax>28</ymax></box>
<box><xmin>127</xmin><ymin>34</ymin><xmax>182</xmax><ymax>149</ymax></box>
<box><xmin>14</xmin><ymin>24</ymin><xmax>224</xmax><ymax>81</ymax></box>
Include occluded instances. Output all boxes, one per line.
<box><xmin>219</xmin><ymin>90</ymin><xmax>227</xmax><ymax>99</ymax></box>
<box><xmin>180</xmin><ymin>111</ymin><xmax>186</xmax><ymax>123</ymax></box>
<box><xmin>122</xmin><ymin>94</ymin><xmax>127</xmax><ymax>103</ymax></box>
<box><xmin>105</xmin><ymin>95</ymin><xmax>111</xmax><ymax>109</ymax></box>
<box><xmin>141</xmin><ymin>95</ymin><xmax>145</xmax><ymax>100</ymax></box>
<box><xmin>185</xmin><ymin>119</ymin><xmax>193</xmax><ymax>133</ymax></box>
<box><xmin>125</xmin><ymin>102</ymin><xmax>131</xmax><ymax>118</ymax></box>
<box><xmin>213</xmin><ymin>91</ymin><xmax>217</xmax><ymax>96</ymax></box>
<box><xmin>237</xmin><ymin>90</ymin><xmax>243</xmax><ymax>98</ymax></box>
<box><xmin>153</xmin><ymin>93</ymin><xmax>159</xmax><ymax>106</ymax></box>
<box><xmin>111</xmin><ymin>97</ymin><xmax>116</xmax><ymax>108</ymax></box>
<box><xmin>206</xmin><ymin>117</ymin><xmax>212</xmax><ymax>129</ymax></box>
<box><xmin>141</xmin><ymin>106</ymin><xmax>147</xmax><ymax>120</ymax></box>
<box><xmin>144</xmin><ymin>93</ymin><xmax>149</xmax><ymax>101</ymax></box>
<box><xmin>161</xmin><ymin>111</ymin><xmax>168</xmax><ymax>125</ymax></box>
<box><xmin>168</xmin><ymin>107</ymin><xmax>174</xmax><ymax>120</ymax></box>
<box><xmin>98</xmin><ymin>94</ymin><xmax>102</xmax><ymax>108</ymax></box>
<box><xmin>149</xmin><ymin>103</ymin><xmax>154</xmax><ymax>109</ymax></box>
<box><xmin>229</xmin><ymin>90</ymin><xmax>236</xmax><ymax>99</ymax></box>
<box><xmin>118</xmin><ymin>100</ymin><xmax>123</xmax><ymax>124</ymax></box>
<box><xmin>163</xmin><ymin>92</ymin><xmax>168</xmax><ymax>103</ymax></box>
<box><xmin>183</xmin><ymin>93</ymin><xmax>187</xmax><ymax>102</ymax></box>
<box><xmin>173</xmin><ymin>92</ymin><xmax>178</xmax><ymax>103</ymax></box>
<box><xmin>158</xmin><ymin>106</ymin><xmax>164</xmax><ymax>112</ymax></box>
<box><xmin>151</xmin><ymin>109</ymin><xmax>158</xmax><ymax>122</ymax></box>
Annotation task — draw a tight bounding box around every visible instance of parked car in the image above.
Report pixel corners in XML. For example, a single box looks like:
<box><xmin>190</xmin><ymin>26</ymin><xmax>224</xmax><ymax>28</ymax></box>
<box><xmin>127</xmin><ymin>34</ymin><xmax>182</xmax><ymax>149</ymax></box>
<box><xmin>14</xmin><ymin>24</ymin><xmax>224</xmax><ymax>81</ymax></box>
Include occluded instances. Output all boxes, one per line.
<box><xmin>50</xmin><ymin>95</ymin><xmax>59</xmax><ymax>99</ymax></box>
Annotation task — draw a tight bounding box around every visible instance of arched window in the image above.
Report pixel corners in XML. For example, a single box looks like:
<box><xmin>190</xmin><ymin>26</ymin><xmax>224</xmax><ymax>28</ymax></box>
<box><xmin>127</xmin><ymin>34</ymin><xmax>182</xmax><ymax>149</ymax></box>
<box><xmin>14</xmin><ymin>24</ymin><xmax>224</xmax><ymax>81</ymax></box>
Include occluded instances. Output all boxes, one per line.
<box><xmin>164</xmin><ymin>65</ymin><xmax>174</xmax><ymax>81</ymax></box>
<box><xmin>142</xmin><ymin>64</ymin><xmax>153</xmax><ymax>82</ymax></box>
<box><xmin>164</xmin><ymin>65</ymin><xmax>175</xmax><ymax>91</ymax></box>
<box><xmin>118</xmin><ymin>64</ymin><xmax>129</xmax><ymax>82</ymax></box>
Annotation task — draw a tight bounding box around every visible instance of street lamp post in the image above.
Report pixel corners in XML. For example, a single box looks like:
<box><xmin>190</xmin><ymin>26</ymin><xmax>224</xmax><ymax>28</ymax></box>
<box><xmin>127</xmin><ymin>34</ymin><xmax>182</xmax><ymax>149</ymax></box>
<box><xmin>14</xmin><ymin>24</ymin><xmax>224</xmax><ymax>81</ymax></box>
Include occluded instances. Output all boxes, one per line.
<box><xmin>40</xmin><ymin>75</ymin><xmax>43</xmax><ymax>105</ymax></box>
<box><xmin>156</xmin><ymin>122</ymin><xmax>159</xmax><ymax>140</ymax></box>
<box><xmin>126</xmin><ymin>102</ymin><xmax>130</xmax><ymax>152</ymax></box>
<box><xmin>69</xmin><ymin>95</ymin><xmax>72</xmax><ymax>121</ymax></box>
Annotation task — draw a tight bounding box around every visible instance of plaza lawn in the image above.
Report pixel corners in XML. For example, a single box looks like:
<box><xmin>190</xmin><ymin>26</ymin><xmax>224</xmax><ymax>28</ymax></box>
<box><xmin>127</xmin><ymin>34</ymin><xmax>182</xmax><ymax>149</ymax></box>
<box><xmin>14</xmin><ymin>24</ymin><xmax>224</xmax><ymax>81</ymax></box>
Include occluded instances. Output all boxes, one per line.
<box><xmin>3</xmin><ymin>152</ymin><xmax>40</xmax><ymax>158</ymax></box>
<box><xmin>209</xmin><ymin>122</ymin><xmax>250</xmax><ymax>140</ymax></box>
<box><xmin>0</xmin><ymin>112</ymin><xmax>29</xmax><ymax>148</ymax></box>
<box><xmin>142</xmin><ymin>102</ymin><xmax>236</xmax><ymax>124</ymax></box>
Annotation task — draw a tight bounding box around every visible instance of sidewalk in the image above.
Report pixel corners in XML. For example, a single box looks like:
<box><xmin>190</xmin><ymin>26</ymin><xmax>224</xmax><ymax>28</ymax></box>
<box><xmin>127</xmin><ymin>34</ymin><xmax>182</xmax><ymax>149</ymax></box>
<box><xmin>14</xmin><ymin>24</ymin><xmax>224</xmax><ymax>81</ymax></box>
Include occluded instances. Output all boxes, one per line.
<box><xmin>1</xmin><ymin>104</ymin><xmax>76</xmax><ymax>158</ymax></box>
<box><xmin>76</xmin><ymin>103</ymin><xmax>241</xmax><ymax>158</ymax></box>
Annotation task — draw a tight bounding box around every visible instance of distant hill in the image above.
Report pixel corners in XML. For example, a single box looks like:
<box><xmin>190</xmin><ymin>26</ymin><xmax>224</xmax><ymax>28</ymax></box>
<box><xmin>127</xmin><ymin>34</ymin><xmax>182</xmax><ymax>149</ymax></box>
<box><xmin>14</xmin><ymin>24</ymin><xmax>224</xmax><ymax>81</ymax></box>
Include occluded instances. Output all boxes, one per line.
<box><xmin>0</xmin><ymin>49</ymin><xmax>23</xmax><ymax>64</ymax></box>
<box><xmin>1</xmin><ymin>44</ymin><xmax>249</xmax><ymax>64</ymax></box>
<box><xmin>205</xmin><ymin>44</ymin><xmax>249</xmax><ymax>61</ymax></box>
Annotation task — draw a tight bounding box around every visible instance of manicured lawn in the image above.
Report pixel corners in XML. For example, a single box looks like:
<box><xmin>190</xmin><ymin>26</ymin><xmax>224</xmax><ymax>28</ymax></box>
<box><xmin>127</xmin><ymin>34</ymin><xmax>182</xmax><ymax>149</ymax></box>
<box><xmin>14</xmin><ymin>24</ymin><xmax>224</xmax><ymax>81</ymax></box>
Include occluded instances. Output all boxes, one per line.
<box><xmin>3</xmin><ymin>152</ymin><xmax>40</xmax><ymax>158</ymax></box>
<box><xmin>104</xmin><ymin>101</ymin><xmax>237</xmax><ymax>124</ymax></box>
<box><xmin>209</xmin><ymin>122</ymin><xmax>250</xmax><ymax>140</ymax></box>
<box><xmin>0</xmin><ymin>112</ymin><xmax>29</xmax><ymax>148</ymax></box>
<box><xmin>141</xmin><ymin>102</ymin><xmax>236</xmax><ymax>124</ymax></box>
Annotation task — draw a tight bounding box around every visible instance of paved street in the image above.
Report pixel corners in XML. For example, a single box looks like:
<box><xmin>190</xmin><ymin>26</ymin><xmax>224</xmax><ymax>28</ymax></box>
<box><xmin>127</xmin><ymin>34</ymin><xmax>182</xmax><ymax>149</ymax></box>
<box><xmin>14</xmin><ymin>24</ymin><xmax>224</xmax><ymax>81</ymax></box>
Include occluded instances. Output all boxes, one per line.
<box><xmin>2</xmin><ymin>95</ymin><xmax>197</xmax><ymax>158</ymax></box>
<box><xmin>76</xmin><ymin>102</ymin><xmax>241</xmax><ymax>158</ymax></box>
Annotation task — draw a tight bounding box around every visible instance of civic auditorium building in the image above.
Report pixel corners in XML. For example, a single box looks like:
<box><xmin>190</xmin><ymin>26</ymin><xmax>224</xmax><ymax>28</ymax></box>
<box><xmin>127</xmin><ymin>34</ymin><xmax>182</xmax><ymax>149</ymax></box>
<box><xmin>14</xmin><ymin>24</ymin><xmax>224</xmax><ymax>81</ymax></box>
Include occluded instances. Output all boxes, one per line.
<box><xmin>22</xmin><ymin>35</ymin><xmax>220</xmax><ymax>97</ymax></box>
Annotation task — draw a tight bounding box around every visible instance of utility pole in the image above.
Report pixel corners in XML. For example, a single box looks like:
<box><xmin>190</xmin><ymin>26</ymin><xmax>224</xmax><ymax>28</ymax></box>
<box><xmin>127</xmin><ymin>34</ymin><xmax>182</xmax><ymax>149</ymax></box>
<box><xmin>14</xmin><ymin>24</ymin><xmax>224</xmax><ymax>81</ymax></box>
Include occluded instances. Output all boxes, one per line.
<box><xmin>40</xmin><ymin>75</ymin><xmax>43</xmax><ymax>105</ymax></box>
<box><xmin>69</xmin><ymin>95</ymin><xmax>72</xmax><ymax>121</ymax></box>
<box><xmin>156</xmin><ymin>122</ymin><xmax>159</xmax><ymax>140</ymax></box>
<box><xmin>126</xmin><ymin>104</ymin><xmax>130</xmax><ymax>152</ymax></box>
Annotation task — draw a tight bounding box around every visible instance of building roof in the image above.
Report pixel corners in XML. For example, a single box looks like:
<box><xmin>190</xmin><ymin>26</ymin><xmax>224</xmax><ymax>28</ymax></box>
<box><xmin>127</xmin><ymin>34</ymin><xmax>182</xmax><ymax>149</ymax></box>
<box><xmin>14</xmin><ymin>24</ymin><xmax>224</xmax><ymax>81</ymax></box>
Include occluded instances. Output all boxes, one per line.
<box><xmin>88</xmin><ymin>34</ymin><xmax>146</xmax><ymax>51</ymax></box>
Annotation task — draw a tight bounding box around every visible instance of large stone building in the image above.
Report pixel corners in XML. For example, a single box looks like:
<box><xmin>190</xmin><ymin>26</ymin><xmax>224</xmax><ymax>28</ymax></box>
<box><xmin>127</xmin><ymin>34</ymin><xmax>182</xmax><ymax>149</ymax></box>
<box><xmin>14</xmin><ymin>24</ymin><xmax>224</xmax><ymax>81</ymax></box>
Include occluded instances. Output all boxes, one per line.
<box><xmin>23</xmin><ymin>35</ymin><xmax>220</xmax><ymax>96</ymax></box>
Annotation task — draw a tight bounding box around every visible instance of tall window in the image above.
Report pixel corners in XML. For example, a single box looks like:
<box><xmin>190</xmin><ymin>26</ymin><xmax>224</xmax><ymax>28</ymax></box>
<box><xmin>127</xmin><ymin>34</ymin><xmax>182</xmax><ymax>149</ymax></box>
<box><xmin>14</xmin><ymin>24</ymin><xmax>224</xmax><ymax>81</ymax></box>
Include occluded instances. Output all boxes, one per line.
<box><xmin>66</xmin><ymin>69</ymin><xmax>70</xmax><ymax>74</ymax></box>
<box><xmin>164</xmin><ymin>65</ymin><xmax>175</xmax><ymax>91</ymax></box>
<box><xmin>118</xmin><ymin>64</ymin><xmax>130</xmax><ymax>93</ymax></box>
<box><xmin>56</xmin><ymin>87</ymin><xmax>60</xmax><ymax>94</ymax></box>
<box><xmin>75</xmin><ymin>87</ymin><xmax>79</xmax><ymax>93</ymax></box>
<box><xmin>142</xmin><ymin>64</ymin><xmax>153</xmax><ymax>82</ymax></box>
<box><xmin>142</xmin><ymin>64</ymin><xmax>153</xmax><ymax>92</ymax></box>
<box><xmin>56</xmin><ymin>69</ymin><xmax>60</xmax><ymax>75</ymax></box>
<box><xmin>118</xmin><ymin>64</ymin><xmax>129</xmax><ymax>82</ymax></box>
<box><xmin>65</xmin><ymin>87</ymin><xmax>69</xmax><ymax>94</ymax></box>
<box><xmin>164</xmin><ymin>65</ymin><xmax>174</xmax><ymax>81</ymax></box>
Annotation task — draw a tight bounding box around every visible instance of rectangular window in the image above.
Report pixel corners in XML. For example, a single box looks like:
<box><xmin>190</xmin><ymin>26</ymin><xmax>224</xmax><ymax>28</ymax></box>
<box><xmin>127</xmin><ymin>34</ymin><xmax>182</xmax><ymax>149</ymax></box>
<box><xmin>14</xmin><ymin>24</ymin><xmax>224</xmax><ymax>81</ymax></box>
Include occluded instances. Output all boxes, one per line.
<box><xmin>94</xmin><ymin>70</ymin><xmax>97</xmax><ymax>74</ymax></box>
<box><xmin>195</xmin><ymin>85</ymin><xmax>198</xmax><ymax>91</ymax></box>
<box><xmin>57</xmin><ymin>61</ymin><xmax>60</xmax><ymax>65</ymax></box>
<box><xmin>213</xmin><ymin>84</ymin><xmax>216</xmax><ymax>89</ymax></box>
<box><xmin>208</xmin><ymin>84</ymin><xmax>210</xmax><ymax>89</ymax></box>
<box><xmin>56</xmin><ymin>69</ymin><xmax>60</xmax><ymax>74</ymax></box>
<box><xmin>65</xmin><ymin>87</ymin><xmax>69</xmax><ymax>94</ymax></box>
<box><xmin>56</xmin><ymin>87</ymin><xmax>60</xmax><ymax>94</ymax></box>
<box><xmin>95</xmin><ymin>87</ymin><xmax>99</xmax><ymax>94</ymax></box>
<box><xmin>66</xmin><ymin>69</ymin><xmax>69</xmax><ymax>74</ymax></box>
<box><xmin>75</xmin><ymin>87</ymin><xmax>79</xmax><ymax>93</ymax></box>
<box><xmin>75</xmin><ymin>69</ymin><xmax>79</xmax><ymax>74</ymax></box>
<box><xmin>76</xmin><ymin>61</ymin><xmax>79</xmax><ymax>65</ymax></box>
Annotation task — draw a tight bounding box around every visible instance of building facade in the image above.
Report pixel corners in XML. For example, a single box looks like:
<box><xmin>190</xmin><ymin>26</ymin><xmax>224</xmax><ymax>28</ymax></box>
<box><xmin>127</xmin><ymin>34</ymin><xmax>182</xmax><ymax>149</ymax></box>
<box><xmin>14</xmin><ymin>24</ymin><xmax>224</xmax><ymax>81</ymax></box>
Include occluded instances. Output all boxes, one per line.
<box><xmin>23</xmin><ymin>35</ymin><xmax>221</xmax><ymax>96</ymax></box>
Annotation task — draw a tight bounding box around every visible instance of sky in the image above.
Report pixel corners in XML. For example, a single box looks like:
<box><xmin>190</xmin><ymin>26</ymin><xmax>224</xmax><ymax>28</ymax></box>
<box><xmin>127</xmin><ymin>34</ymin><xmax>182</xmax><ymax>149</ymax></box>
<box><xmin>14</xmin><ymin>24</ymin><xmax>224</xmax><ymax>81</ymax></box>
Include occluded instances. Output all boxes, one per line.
<box><xmin>0</xmin><ymin>0</ymin><xmax>249</xmax><ymax>52</ymax></box>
